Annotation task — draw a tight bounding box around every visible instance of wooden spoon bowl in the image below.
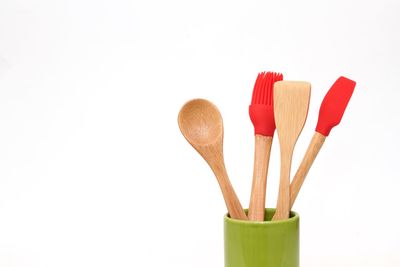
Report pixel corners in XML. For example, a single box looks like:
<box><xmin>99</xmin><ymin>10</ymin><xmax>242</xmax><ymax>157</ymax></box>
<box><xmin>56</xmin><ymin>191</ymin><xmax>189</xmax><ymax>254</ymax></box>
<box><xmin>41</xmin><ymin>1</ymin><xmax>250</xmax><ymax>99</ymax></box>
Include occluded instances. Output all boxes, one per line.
<box><xmin>178</xmin><ymin>99</ymin><xmax>222</xmax><ymax>147</ymax></box>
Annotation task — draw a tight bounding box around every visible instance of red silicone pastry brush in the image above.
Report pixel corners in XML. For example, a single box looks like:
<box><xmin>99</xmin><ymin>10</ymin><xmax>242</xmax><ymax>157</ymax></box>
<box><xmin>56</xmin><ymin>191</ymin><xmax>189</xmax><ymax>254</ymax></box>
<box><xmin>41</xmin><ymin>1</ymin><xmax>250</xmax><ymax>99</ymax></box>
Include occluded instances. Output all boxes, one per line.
<box><xmin>248</xmin><ymin>72</ymin><xmax>283</xmax><ymax>221</ymax></box>
<box><xmin>289</xmin><ymin>76</ymin><xmax>357</xmax><ymax>208</ymax></box>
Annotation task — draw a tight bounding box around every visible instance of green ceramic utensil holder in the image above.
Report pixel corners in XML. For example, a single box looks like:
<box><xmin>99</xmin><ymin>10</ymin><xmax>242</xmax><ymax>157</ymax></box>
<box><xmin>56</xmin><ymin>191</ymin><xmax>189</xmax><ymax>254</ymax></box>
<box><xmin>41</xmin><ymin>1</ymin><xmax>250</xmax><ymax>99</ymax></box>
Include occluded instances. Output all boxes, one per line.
<box><xmin>224</xmin><ymin>208</ymin><xmax>299</xmax><ymax>267</ymax></box>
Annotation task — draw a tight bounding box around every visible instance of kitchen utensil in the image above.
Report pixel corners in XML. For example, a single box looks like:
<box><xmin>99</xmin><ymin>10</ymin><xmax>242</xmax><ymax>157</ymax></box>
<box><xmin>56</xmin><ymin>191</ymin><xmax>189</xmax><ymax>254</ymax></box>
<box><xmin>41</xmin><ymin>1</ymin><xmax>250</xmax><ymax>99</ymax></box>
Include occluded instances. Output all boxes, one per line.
<box><xmin>289</xmin><ymin>76</ymin><xmax>356</xmax><ymax>207</ymax></box>
<box><xmin>272</xmin><ymin>81</ymin><xmax>311</xmax><ymax>221</ymax></box>
<box><xmin>178</xmin><ymin>99</ymin><xmax>248</xmax><ymax>220</ymax></box>
<box><xmin>248</xmin><ymin>72</ymin><xmax>283</xmax><ymax>221</ymax></box>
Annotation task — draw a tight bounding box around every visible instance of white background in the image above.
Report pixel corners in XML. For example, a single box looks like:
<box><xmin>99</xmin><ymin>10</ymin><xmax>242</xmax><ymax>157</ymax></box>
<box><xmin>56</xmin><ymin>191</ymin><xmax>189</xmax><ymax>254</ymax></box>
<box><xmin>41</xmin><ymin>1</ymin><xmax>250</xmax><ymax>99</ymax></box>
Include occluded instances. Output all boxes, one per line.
<box><xmin>0</xmin><ymin>0</ymin><xmax>399</xmax><ymax>266</ymax></box>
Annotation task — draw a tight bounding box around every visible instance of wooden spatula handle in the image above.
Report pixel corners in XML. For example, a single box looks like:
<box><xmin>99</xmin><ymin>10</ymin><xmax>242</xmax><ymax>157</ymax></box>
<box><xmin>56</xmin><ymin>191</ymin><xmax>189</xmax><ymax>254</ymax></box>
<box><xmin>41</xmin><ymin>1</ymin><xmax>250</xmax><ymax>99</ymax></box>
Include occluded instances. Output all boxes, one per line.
<box><xmin>248</xmin><ymin>135</ymin><xmax>273</xmax><ymax>221</ymax></box>
<box><xmin>272</xmin><ymin>147</ymin><xmax>294</xmax><ymax>221</ymax></box>
<box><xmin>290</xmin><ymin>132</ymin><xmax>326</xmax><ymax>208</ymax></box>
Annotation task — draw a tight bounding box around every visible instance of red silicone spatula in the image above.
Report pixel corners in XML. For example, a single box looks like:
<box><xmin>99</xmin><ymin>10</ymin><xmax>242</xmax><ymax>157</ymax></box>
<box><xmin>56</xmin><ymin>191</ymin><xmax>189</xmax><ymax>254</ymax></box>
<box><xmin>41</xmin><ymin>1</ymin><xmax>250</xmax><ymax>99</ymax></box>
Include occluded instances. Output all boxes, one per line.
<box><xmin>289</xmin><ymin>76</ymin><xmax>356</xmax><ymax>208</ymax></box>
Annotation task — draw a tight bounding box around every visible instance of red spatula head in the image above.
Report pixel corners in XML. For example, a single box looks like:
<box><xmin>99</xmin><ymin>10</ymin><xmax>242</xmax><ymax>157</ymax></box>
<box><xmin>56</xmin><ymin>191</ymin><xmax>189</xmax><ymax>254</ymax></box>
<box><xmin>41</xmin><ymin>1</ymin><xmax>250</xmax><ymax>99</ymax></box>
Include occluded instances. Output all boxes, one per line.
<box><xmin>315</xmin><ymin>76</ymin><xmax>356</xmax><ymax>136</ymax></box>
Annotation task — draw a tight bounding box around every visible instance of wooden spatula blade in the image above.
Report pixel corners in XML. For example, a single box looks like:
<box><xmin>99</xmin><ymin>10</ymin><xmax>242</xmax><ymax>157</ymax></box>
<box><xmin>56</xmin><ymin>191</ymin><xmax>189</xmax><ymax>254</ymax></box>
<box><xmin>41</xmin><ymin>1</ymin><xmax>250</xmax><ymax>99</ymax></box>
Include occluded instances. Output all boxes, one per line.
<box><xmin>316</xmin><ymin>76</ymin><xmax>356</xmax><ymax>136</ymax></box>
<box><xmin>274</xmin><ymin>81</ymin><xmax>311</xmax><ymax>148</ymax></box>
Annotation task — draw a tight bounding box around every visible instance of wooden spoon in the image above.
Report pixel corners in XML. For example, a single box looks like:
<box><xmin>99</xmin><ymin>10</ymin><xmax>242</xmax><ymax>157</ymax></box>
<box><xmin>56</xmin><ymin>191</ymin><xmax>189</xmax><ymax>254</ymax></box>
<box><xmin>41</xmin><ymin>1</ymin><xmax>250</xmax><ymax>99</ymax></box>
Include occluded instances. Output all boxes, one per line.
<box><xmin>272</xmin><ymin>82</ymin><xmax>311</xmax><ymax>221</ymax></box>
<box><xmin>178</xmin><ymin>99</ymin><xmax>247</xmax><ymax>220</ymax></box>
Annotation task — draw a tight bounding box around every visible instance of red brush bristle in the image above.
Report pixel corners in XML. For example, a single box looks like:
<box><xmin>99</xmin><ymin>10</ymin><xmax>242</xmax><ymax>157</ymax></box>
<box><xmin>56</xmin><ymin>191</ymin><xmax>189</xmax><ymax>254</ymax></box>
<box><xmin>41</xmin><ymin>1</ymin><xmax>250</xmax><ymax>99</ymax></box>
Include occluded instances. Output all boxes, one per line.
<box><xmin>251</xmin><ymin>72</ymin><xmax>283</xmax><ymax>106</ymax></box>
<box><xmin>249</xmin><ymin>71</ymin><xmax>283</xmax><ymax>136</ymax></box>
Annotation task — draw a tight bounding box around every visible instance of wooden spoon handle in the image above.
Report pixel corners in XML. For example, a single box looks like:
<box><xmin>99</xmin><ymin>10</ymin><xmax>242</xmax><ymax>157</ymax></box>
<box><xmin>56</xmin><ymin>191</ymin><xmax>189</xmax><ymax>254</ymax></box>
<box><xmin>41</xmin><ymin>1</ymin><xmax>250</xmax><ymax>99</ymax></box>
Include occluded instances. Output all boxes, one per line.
<box><xmin>248</xmin><ymin>135</ymin><xmax>273</xmax><ymax>221</ymax></box>
<box><xmin>290</xmin><ymin>132</ymin><xmax>326</xmax><ymax>208</ymax></box>
<box><xmin>205</xmin><ymin>145</ymin><xmax>248</xmax><ymax>220</ymax></box>
<box><xmin>214</xmin><ymin>163</ymin><xmax>247</xmax><ymax>220</ymax></box>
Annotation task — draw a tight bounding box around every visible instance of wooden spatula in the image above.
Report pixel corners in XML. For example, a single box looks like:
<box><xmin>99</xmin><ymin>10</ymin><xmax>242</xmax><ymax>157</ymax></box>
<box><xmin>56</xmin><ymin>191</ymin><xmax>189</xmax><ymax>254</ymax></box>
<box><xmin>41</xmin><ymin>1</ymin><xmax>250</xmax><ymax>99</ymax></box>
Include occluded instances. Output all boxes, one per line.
<box><xmin>272</xmin><ymin>81</ymin><xmax>311</xmax><ymax>221</ymax></box>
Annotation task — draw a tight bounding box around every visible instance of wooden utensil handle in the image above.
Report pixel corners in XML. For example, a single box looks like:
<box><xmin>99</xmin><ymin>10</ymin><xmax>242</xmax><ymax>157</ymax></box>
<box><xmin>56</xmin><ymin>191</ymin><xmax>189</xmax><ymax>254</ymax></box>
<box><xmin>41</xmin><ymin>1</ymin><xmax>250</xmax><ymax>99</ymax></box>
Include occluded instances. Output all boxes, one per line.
<box><xmin>290</xmin><ymin>132</ymin><xmax>326</xmax><ymax>208</ymax></box>
<box><xmin>248</xmin><ymin>135</ymin><xmax>273</xmax><ymax>221</ymax></box>
<box><xmin>215</xmin><ymin>164</ymin><xmax>248</xmax><ymax>220</ymax></box>
<box><xmin>222</xmin><ymin>177</ymin><xmax>248</xmax><ymax>220</ymax></box>
<box><xmin>205</xmin><ymin>146</ymin><xmax>248</xmax><ymax>220</ymax></box>
<box><xmin>272</xmin><ymin>148</ymin><xmax>293</xmax><ymax>221</ymax></box>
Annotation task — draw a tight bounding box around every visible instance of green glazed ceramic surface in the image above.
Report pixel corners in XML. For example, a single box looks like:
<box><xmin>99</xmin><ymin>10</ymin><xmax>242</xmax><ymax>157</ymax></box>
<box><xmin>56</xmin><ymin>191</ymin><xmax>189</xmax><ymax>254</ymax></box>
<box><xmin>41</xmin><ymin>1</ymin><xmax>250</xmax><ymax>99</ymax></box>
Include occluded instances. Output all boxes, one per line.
<box><xmin>224</xmin><ymin>208</ymin><xmax>299</xmax><ymax>267</ymax></box>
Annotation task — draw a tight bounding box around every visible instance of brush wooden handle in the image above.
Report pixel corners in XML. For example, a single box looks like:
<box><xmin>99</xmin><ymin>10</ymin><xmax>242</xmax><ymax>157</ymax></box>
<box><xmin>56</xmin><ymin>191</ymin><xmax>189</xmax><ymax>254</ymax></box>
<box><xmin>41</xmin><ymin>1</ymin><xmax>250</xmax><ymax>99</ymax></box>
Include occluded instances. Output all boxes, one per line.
<box><xmin>290</xmin><ymin>132</ymin><xmax>326</xmax><ymax>208</ymax></box>
<box><xmin>248</xmin><ymin>135</ymin><xmax>273</xmax><ymax>221</ymax></box>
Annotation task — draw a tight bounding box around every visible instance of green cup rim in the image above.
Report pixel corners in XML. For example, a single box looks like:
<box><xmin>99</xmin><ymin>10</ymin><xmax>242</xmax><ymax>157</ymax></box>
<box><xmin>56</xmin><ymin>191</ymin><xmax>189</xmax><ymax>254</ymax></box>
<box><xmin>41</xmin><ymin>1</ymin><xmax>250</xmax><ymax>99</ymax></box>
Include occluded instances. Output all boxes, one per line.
<box><xmin>224</xmin><ymin>208</ymin><xmax>299</xmax><ymax>225</ymax></box>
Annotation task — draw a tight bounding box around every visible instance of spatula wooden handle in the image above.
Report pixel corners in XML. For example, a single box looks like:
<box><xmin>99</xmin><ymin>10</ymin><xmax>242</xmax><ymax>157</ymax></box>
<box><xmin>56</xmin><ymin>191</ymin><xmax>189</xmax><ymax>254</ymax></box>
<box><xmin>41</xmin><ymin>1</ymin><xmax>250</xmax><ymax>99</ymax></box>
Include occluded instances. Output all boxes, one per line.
<box><xmin>272</xmin><ymin>148</ymin><xmax>293</xmax><ymax>221</ymax></box>
<box><xmin>248</xmin><ymin>135</ymin><xmax>273</xmax><ymax>221</ymax></box>
<box><xmin>290</xmin><ymin>132</ymin><xmax>326</xmax><ymax>208</ymax></box>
